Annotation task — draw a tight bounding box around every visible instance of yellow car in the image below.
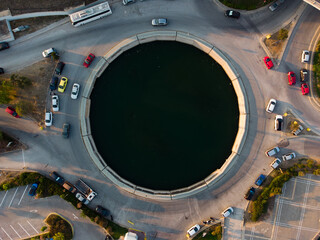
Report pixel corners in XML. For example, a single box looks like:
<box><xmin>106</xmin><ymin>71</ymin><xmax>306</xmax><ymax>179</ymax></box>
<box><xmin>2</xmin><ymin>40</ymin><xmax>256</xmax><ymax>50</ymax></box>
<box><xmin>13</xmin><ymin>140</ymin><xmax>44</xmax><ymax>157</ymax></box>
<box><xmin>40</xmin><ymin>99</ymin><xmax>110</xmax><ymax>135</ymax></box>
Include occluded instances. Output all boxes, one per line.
<box><xmin>58</xmin><ymin>77</ymin><xmax>68</xmax><ymax>93</ymax></box>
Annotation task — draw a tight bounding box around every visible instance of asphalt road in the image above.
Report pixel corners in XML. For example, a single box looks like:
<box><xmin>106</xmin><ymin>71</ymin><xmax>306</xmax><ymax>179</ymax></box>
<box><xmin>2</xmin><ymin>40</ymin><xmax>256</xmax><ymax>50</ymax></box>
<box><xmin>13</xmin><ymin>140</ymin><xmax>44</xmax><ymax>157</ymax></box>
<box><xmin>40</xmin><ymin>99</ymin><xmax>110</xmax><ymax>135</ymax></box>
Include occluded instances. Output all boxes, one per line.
<box><xmin>1</xmin><ymin>0</ymin><xmax>320</xmax><ymax>239</ymax></box>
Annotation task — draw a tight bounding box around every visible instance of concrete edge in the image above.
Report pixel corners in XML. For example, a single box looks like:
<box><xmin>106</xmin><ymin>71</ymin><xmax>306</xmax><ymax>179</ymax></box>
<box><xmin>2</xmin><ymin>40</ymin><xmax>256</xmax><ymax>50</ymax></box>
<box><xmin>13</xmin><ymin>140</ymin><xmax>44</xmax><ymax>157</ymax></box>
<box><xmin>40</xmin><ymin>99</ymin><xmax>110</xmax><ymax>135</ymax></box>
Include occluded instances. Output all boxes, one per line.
<box><xmin>80</xmin><ymin>30</ymin><xmax>249</xmax><ymax>200</ymax></box>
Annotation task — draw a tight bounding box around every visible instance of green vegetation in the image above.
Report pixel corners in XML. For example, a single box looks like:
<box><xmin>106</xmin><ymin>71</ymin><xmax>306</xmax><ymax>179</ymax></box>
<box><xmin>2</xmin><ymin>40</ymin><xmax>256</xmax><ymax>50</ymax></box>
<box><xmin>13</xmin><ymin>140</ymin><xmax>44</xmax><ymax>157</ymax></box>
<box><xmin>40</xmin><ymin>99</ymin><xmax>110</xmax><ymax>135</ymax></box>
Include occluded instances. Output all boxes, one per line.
<box><xmin>193</xmin><ymin>225</ymin><xmax>222</xmax><ymax>240</ymax></box>
<box><xmin>219</xmin><ymin>0</ymin><xmax>273</xmax><ymax>10</ymax></box>
<box><xmin>15</xmin><ymin>100</ymin><xmax>34</xmax><ymax>116</ymax></box>
<box><xmin>0</xmin><ymin>172</ymin><xmax>128</xmax><ymax>239</ymax></box>
<box><xmin>0</xmin><ymin>80</ymin><xmax>15</xmax><ymax>104</ymax></box>
<box><xmin>41</xmin><ymin>226</ymin><xmax>47</xmax><ymax>231</ymax></box>
<box><xmin>251</xmin><ymin>159</ymin><xmax>320</xmax><ymax>221</ymax></box>
<box><xmin>10</xmin><ymin>74</ymin><xmax>32</xmax><ymax>89</ymax></box>
<box><xmin>278</xmin><ymin>28</ymin><xmax>288</xmax><ymax>40</ymax></box>
<box><xmin>46</xmin><ymin>214</ymin><xmax>72</xmax><ymax>240</ymax></box>
<box><xmin>314</xmin><ymin>40</ymin><xmax>320</xmax><ymax>97</ymax></box>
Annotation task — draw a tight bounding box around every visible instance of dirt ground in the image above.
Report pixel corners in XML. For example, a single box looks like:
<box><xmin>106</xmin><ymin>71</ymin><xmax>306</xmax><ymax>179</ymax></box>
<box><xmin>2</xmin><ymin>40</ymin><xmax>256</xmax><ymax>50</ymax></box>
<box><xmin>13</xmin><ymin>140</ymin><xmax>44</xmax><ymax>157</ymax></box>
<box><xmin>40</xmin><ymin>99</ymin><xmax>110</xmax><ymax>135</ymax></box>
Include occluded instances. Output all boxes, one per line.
<box><xmin>0</xmin><ymin>170</ymin><xmax>24</xmax><ymax>186</ymax></box>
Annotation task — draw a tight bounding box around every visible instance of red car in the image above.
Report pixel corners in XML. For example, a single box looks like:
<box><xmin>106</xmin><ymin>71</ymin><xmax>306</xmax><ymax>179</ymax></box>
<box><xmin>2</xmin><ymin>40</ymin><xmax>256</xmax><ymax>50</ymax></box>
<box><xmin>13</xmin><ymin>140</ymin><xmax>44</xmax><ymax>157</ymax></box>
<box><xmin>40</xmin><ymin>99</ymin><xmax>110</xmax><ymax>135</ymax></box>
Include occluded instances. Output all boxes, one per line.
<box><xmin>301</xmin><ymin>83</ymin><xmax>309</xmax><ymax>95</ymax></box>
<box><xmin>83</xmin><ymin>53</ymin><xmax>95</xmax><ymax>68</ymax></box>
<box><xmin>5</xmin><ymin>106</ymin><xmax>20</xmax><ymax>118</ymax></box>
<box><xmin>263</xmin><ymin>56</ymin><xmax>273</xmax><ymax>69</ymax></box>
<box><xmin>288</xmin><ymin>71</ymin><xmax>296</xmax><ymax>85</ymax></box>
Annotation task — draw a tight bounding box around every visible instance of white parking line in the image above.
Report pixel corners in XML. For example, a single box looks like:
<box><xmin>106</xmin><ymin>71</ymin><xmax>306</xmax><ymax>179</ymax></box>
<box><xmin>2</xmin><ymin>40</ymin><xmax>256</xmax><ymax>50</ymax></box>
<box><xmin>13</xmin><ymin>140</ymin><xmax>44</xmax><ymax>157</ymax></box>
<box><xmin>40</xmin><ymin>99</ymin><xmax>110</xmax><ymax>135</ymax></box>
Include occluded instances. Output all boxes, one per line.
<box><xmin>22</xmin><ymin>149</ymin><xmax>25</xmax><ymax>167</ymax></box>
<box><xmin>10</xmin><ymin>225</ymin><xmax>21</xmax><ymax>238</ymax></box>
<box><xmin>1</xmin><ymin>227</ymin><xmax>13</xmax><ymax>240</ymax></box>
<box><xmin>8</xmin><ymin>187</ymin><xmax>19</xmax><ymax>208</ymax></box>
<box><xmin>18</xmin><ymin>223</ymin><xmax>30</xmax><ymax>237</ymax></box>
<box><xmin>0</xmin><ymin>191</ymin><xmax>8</xmax><ymax>207</ymax></box>
<box><xmin>27</xmin><ymin>220</ymin><xmax>39</xmax><ymax>234</ymax></box>
<box><xmin>18</xmin><ymin>185</ymin><xmax>29</xmax><ymax>206</ymax></box>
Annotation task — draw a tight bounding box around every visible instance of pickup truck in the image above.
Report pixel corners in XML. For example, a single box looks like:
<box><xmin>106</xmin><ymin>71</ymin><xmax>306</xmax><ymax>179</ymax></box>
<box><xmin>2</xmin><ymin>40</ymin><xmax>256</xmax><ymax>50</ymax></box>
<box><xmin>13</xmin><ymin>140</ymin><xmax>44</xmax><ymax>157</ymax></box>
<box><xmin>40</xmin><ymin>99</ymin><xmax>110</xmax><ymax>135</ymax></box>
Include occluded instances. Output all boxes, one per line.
<box><xmin>265</xmin><ymin>147</ymin><xmax>280</xmax><ymax>157</ymax></box>
<box><xmin>75</xmin><ymin>179</ymin><xmax>97</xmax><ymax>201</ymax></box>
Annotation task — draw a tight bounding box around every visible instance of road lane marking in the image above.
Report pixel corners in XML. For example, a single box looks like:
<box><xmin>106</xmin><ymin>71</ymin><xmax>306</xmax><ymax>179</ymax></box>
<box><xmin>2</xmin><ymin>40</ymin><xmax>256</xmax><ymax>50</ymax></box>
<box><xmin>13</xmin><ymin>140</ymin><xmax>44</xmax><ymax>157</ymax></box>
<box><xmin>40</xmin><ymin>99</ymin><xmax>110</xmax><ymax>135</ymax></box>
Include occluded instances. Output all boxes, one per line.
<box><xmin>18</xmin><ymin>185</ymin><xmax>29</xmax><ymax>206</ymax></box>
<box><xmin>0</xmin><ymin>191</ymin><xmax>8</xmax><ymax>207</ymax></box>
<box><xmin>1</xmin><ymin>227</ymin><xmax>13</xmax><ymax>240</ymax></box>
<box><xmin>30</xmin><ymin>210</ymin><xmax>38</xmax><ymax>213</ymax></box>
<box><xmin>10</xmin><ymin>225</ymin><xmax>21</xmax><ymax>238</ymax></box>
<box><xmin>27</xmin><ymin>221</ymin><xmax>39</xmax><ymax>234</ymax></box>
<box><xmin>22</xmin><ymin>149</ymin><xmax>25</xmax><ymax>167</ymax></box>
<box><xmin>18</xmin><ymin>223</ymin><xmax>30</xmax><ymax>236</ymax></box>
<box><xmin>8</xmin><ymin>187</ymin><xmax>19</xmax><ymax>208</ymax></box>
<box><xmin>72</xmin><ymin>213</ymin><xmax>78</xmax><ymax>219</ymax></box>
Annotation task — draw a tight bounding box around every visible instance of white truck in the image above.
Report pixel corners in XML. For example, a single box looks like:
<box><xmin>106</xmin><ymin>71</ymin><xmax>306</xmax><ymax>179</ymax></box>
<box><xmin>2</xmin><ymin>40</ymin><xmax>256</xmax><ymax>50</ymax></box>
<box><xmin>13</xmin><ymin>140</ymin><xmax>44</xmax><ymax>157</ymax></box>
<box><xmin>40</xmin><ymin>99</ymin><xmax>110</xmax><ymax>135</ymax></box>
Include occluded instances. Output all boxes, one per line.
<box><xmin>75</xmin><ymin>179</ymin><xmax>97</xmax><ymax>201</ymax></box>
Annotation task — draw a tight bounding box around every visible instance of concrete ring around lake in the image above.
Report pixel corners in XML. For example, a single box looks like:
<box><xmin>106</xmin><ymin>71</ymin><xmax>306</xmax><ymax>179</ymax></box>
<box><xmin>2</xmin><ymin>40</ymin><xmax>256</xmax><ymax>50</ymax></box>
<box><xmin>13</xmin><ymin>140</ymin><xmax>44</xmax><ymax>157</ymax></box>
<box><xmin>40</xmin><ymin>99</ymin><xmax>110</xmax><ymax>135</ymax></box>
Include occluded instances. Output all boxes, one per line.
<box><xmin>80</xmin><ymin>30</ymin><xmax>249</xmax><ymax>200</ymax></box>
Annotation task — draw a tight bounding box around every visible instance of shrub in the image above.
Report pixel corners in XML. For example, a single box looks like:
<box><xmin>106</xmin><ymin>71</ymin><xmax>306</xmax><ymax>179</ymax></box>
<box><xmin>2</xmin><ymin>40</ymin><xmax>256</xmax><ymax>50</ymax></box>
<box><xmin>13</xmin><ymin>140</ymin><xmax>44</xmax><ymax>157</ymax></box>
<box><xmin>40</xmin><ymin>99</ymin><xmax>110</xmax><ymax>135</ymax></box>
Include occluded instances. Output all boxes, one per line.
<box><xmin>41</xmin><ymin>226</ymin><xmax>47</xmax><ymax>231</ymax></box>
<box><xmin>278</xmin><ymin>28</ymin><xmax>288</xmax><ymax>40</ymax></box>
<box><xmin>313</xmin><ymin>169</ymin><xmax>320</xmax><ymax>176</ymax></box>
<box><xmin>15</xmin><ymin>100</ymin><xmax>34</xmax><ymax>116</ymax></box>
<box><xmin>10</xmin><ymin>74</ymin><xmax>32</xmax><ymax>89</ymax></box>
<box><xmin>0</xmin><ymin>80</ymin><xmax>15</xmax><ymax>104</ymax></box>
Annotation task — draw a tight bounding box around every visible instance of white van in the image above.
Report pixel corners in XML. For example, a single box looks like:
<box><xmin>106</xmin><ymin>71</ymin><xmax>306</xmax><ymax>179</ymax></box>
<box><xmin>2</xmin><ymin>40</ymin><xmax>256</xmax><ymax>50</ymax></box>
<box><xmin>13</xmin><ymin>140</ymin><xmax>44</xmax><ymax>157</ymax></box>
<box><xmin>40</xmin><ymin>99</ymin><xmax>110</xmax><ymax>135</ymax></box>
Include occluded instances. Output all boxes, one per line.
<box><xmin>270</xmin><ymin>158</ymin><xmax>281</xmax><ymax>169</ymax></box>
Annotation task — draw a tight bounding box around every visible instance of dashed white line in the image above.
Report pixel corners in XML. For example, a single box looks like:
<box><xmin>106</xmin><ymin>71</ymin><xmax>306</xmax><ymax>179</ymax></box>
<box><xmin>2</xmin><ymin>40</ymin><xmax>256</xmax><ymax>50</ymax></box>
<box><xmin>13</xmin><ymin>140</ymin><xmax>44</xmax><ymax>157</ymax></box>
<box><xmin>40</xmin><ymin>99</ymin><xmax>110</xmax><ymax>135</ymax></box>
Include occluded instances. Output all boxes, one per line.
<box><xmin>10</xmin><ymin>225</ymin><xmax>21</xmax><ymax>238</ymax></box>
<box><xmin>18</xmin><ymin>223</ymin><xmax>30</xmax><ymax>237</ymax></box>
<box><xmin>8</xmin><ymin>187</ymin><xmax>19</xmax><ymax>208</ymax></box>
<box><xmin>0</xmin><ymin>191</ymin><xmax>8</xmax><ymax>207</ymax></box>
<box><xmin>18</xmin><ymin>185</ymin><xmax>29</xmax><ymax>206</ymax></box>
<box><xmin>27</xmin><ymin>220</ymin><xmax>39</xmax><ymax>234</ymax></box>
<box><xmin>22</xmin><ymin>149</ymin><xmax>25</xmax><ymax>167</ymax></box>
<box><xmin>1</xmin><ymin>227</ymin><xmax>13</xmax><ymax>240</ymax></box>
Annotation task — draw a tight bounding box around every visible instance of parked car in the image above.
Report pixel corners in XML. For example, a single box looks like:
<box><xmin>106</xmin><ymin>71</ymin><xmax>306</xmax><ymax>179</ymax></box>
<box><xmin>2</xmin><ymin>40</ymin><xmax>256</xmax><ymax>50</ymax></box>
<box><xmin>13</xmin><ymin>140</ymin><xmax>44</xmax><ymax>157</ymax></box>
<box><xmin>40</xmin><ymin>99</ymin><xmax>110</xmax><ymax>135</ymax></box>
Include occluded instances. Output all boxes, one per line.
<box><xmin>265</xmin><ymin>147</ymin><xmax>280</xmax><ymax>157</ymax></box>
<box><xmin>263</xmin><ymin>56</ymin><xmax>273</xmax><ymax>69</ymax></box>
<box><xmin>282</xmin><ymin>152</ymin><xmax>296</xmax><ymax>161</ymax></box>
<box><xmin>292</xmin><ymin>125</ymin><xmax>303</xmax><ymax>136</ymax></box>
<box><xmin>274</xmin><ymin>115</ymin><xmax>283</xmax><ymax>131</ymax></box>
<box><xmin>270</xmin><ymin>158</ymin><xmax>281</xmax><ymax>169</ymax></box>
<box><xmin>266</xmin><ymin>99</ymin><xmax>277</xmax><ymax>113</ymax></box>
<box><xmin>122</xmin><ymin>0</ymin><xmax>135</xmax><ymax>5</ymax></box>
<box><xmin>301</xmin><ymin>50</ymin><xmax>310</xmax><ymax>63</ymax></box>
<box><xmin>62</xmin><ymin>181</ymin><xmax>77</xmax><ymax>193</ymax></box>
<box><xmin>50</xmin><ymin>76</ymin><xmax>58</xmax><ymax>91</ymax></box>
<box><xmin>5</xmin><ymin>106</ymin><xmax>20</xmax><ymax>118</ymax></box>
<box><xmin>186</xmin><ymin>224</ymin><xmax>201</xmax><ymax>237</ymax></box>
<box><xmin>269</xmin><ymin>0</ymin><xmax>285</xmax><ymax>11</ymax></box>
<box><xmin>71</xmin><ymin>83</ymin><xmax>80</xmax><ymax>99</ymax></box>
<box><xmin>58</xmin><ymin>77</ymin><xmax>68</xmax><ymax>93</ymax></box>
<box><xmin>76</xmin><ymin>193</ymin><xmax>89</xmax><ymax>205</ymax></box>
<box><xmin>288</xmin><ymin>71</ymin><xmax>296</xmax><ymax>85</ymax></box>
<box><xmin>55</xmin><ymin>61</ymin><xmax>65</xmax><ymax>75</ymax></box>
<box><xmin>0</xmin><ymin>67</ymin><xmax>4</xmax><ymax>74</ymax></box>
<box><xmin>62</xmin><ymin>123</ymin><xmax>70</xmax><ymax>138</ymax></box>
<box><xmin>151</xmin><ymin>18</ymin><xmax>168</xmax><ymax>26</ymax></box>
<box><xmin>96</xmin><ymin>205</ymin><xmax>110</xmax><ymax>217</ymax></box>
<box><xmin>42</xmin><ymin>48</ymin><xmax>58</xmax><ymax>58</ymax></box>
<box><xmin>45</xmin><ymin>112</ymin><xmax>52</xmax><ymax>126</ymax></box>
<box><xmin>300</xmin><ymin>69</ymin><xmax>308</xmax><ymax>82</ymax></box>
<box><xmin>28</xmin><ymin>183</ymin><xmax>38</xmax><ymax>196</ymax></box>
<box><xmin>50</xmin><ymin>171</ymin><xmax>65</xmax><ymax>184</ymax></box>
<box><xmin>52</xmin><ymin>95</ymin><xmax>59</xmax><ymax>112</ymax></box>
<box><xmin>225</xmin><ymin>10</ymin><xmax>240</xmax><ymax>18</ymax></box>
<box><xmin>221</xmin><ymin>207</ymin><xmax>234</xmax><ymax>217</ymax></box>
<box><xmin>301</xmin><ymin>83</ymin><xmax>309</xmax><ymax>95</ymax></box>
<box><xmin>0</xmin><ymin>42</ymin><xmax>9</xmax><ymax>51</ymax></box>
<box><xmin>255</xmin><ymin>174</ymin><xmax>266</xmax><ymax>186</ymax></box>
<box><xmin>244</xmin><ymin>187</ymin><xmax>255</xmax><ymax>200</ymax></box>
<box><xmin>83</xmin><ymin>53</ymin><xmax>95</xmax><ymax>68</ymax></box>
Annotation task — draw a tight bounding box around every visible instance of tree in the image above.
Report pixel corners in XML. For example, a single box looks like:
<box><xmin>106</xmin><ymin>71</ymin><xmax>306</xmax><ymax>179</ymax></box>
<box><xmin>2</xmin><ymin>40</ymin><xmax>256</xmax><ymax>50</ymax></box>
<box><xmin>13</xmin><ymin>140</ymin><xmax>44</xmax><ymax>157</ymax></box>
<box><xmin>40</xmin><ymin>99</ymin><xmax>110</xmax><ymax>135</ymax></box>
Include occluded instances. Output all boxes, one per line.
<box><xmin>53</xmin><ymin>232</ymin><xmax>65</xmax><ymax>240</ymax></box>
<box><xmin>278</xmin><ymin>28</ymin><xmax>288</xmax><ymax>40</ymax></box>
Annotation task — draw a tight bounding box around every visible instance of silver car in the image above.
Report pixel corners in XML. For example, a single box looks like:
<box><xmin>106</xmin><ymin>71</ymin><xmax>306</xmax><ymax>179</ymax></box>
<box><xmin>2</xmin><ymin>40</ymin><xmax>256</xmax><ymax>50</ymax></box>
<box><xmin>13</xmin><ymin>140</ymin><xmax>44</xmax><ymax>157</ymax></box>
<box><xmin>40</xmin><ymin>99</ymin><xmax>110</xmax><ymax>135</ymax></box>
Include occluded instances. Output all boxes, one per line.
<box><xmin>151</xmin><ymin>18</ymin><xmax>168</xmax><ymax>26</ymax></box>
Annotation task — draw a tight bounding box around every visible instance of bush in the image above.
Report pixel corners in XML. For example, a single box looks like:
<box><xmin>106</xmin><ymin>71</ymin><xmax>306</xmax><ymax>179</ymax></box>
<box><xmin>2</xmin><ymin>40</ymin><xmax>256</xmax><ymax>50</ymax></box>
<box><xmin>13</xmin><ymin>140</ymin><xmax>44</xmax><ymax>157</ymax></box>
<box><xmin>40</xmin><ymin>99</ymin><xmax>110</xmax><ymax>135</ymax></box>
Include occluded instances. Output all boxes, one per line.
<box><xmin>46</xmin><ymin>214</ymin><xmax>72</xmax><ymax>240</ymax></box>
<box><xmin>41</xmin><ymin>226</ymin><xmax>47</xmax><ymax>231</ymax></box>
<box><xmin>10</xmin><ymin>74</ymin><xmax>32</xmax><ymax>89</ymax></box>
<box><xmin>278</xmin><ymin>28</ymin><xmax>288</xmax><ymax>40</ymax></box>
<box><xmin>313</xmin><ymin>169</ymin><xmax>320</xmax><ymax>176</ymax></box>
<box><xmin>15</xmin><ymin>100</ymin><xmax>34</xmax><ymax>116</ymax></box>
<box><xmin>0</xmin><ymin>80</ymin><xmax>15</xmax><ymax>104</ymax></box>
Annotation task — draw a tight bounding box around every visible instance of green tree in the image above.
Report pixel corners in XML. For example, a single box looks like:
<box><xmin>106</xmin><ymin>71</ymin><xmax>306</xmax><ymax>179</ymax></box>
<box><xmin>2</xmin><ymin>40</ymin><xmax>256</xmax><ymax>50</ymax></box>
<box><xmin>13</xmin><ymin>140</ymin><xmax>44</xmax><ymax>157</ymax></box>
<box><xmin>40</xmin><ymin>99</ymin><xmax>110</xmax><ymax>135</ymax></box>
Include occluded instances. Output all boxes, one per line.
<box><xmin>53</xmin><ymin>232</ymin><xmax>65</xmax><ymax>240</ymax></box>
<box><xmin>278</xmin><ymin>28</ymin><xmax>288</xmax><ymax>40</ymax></box>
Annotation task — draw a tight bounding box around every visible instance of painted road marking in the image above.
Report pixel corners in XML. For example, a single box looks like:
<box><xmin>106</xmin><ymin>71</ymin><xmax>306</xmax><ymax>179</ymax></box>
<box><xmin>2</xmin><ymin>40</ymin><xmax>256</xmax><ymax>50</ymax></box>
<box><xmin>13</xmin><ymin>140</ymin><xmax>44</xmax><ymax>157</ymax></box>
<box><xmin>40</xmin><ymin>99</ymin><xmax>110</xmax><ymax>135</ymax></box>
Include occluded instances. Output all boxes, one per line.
<box><xmin>10</xmin><ymin>225</ymin><xmax>21</xmax><ymax>238</ymax></box>
<box><xmin>128</xmin><ymin>220</ymin><xmax>134</xmax><ymax>225</ymax></box>
<box><xmin>27</xmin><ymin>221</ymin><xmax>39</xmax><ymax>234</ymax></box>
<box><xmin>0</xmin><ymin>191</ymin><xmax>8</xmax><ymax>207</ymax></box>
<box><xmin>30</xmin><ymin>210</ymin><xmax>38</xmax><ymax>213</ymax></box>
<box><xmin>22</xmin><ymin>149</ymin><xmax>25</xmax><ymax>167</ymax></box>
<box><xmin>72</xmin><ymin>214</ymin><xmax>78</xmax><ymax>219</ymax></box>
<box><xmin>18</xmin><ymin>223</ymin><xmax>30</xmax><ymax>236</ymax></box>
<box><xmin>1</xmin><ymin>227</ymin><xmax>13</xmax><ymax>240</ymax></box>
<box><xmin>18</xmin><ymin>185</ymin><xmax>29</xmax><ymax>206</ymax></box>
<box><xmin>8</xmin><ymin>187</ymin><xmax>19</xmax><ymax>208</ymax></box>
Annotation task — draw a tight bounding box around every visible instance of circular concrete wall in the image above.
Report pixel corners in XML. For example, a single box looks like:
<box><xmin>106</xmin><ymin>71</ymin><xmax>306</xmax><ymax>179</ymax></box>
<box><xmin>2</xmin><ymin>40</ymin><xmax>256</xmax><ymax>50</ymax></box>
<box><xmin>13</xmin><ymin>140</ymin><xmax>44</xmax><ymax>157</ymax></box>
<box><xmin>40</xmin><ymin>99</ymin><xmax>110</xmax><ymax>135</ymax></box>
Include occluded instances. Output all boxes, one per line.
<box><xmin>80</xmin><ymin>31</ymin><xmax>249</xmax><ymax>200</ymax></box>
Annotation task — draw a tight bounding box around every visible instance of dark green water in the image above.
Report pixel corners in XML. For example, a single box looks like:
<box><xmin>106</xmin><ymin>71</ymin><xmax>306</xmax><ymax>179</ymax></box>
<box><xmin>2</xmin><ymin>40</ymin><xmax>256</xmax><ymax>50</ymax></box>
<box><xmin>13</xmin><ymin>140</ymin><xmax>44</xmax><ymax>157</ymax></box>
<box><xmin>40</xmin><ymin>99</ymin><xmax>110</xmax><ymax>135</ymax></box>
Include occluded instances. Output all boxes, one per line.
<box><xmin>90</xmin><ymin>41</ymin><xmax>239</xmax><ymax>190</ymax></box>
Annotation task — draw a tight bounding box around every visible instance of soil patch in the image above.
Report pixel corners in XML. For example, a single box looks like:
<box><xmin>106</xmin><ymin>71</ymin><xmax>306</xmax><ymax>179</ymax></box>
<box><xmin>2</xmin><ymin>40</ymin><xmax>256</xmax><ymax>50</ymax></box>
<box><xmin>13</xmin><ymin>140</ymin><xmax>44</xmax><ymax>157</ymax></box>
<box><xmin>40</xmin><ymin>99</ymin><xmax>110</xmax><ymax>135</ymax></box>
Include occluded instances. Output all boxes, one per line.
<box><xmin>0</xmin><ymin>170</ymin><xmax>24</xmax><ymax>186</ymax></box>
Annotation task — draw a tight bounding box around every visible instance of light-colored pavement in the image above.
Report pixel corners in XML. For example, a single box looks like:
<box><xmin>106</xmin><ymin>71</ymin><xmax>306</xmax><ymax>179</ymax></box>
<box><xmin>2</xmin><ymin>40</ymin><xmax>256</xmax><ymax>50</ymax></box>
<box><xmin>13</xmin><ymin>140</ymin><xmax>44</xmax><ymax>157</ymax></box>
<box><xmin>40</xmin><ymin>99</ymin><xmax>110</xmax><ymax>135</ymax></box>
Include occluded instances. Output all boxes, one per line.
<box><xmin>0</xmin><ymin>0</ymin><xmax>320</xmax><ymax>239</ymax></box>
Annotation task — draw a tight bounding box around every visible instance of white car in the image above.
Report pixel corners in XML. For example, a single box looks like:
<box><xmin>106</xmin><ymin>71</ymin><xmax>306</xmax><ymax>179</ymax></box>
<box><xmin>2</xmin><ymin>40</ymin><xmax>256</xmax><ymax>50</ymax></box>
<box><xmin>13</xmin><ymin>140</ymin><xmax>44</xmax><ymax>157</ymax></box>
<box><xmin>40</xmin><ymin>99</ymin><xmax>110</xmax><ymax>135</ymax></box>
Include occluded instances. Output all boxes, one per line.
<box><xmin>122</xmin><ymin>0</ymin><xmax>134</xmax><ymax>5</ymax></box>
<box><xmin>151</xmin><ymin>18</ymin><xmax>168</xmax><ymax>26</ymax></box>
<box><xmin>282</xmin><ymin>152</ymin><xmax>296</xmax><ymax>161</ymax></box>
<box><xmin>76</xmin><ymin>193</ymin><xmax>89</xmax><ymax>205</ymax></box>
<box><xmin>274</xmin><ymin>115</ymin><xmax>283</xmax><ymax>131</ymax></box>
<box><xmin>52</xmin><ymin>95</ymin><xmax>59</xmax><ymax>112</ymax></box>
<box><xmin>265</xmin><ymin>147</ymin><xmax>280</xmax><ymax>157</ymax></box>
<box><xmin>71</xmin><ymin>83</ymin><xmax>80</xmax><ymax>99</ymax></box>
<box><xmin>301</xmin><ymin>50</ymin><xmax>310</xmax><ymax>63</ymax></box>
<box><xmin>221</xmin><ymin>207</ymin><xmax>234</xmax><ymax>217</ymax></box>
<box><xmin>42</xmin><ymin>48</ymin><xmax>58</xmax><ymax>58</ymax></box>
<box><xmin>45</xmin><ymin>112</ymin><xmax>52</xmax><ymax>126</ymax></box>
<box><xmin>270</xmin><ymin>158</ymin><xmax>281</xmax><ymax>169</ymax></box>
<box><xmin>186</xmin><ymin>224</ymin><xmax>200</xmax><ymax>237</ymax></box>
<box><xmin>266</xmin><ymin>99</ymin><xmax>276</xmax><ymax>113</ymax></box>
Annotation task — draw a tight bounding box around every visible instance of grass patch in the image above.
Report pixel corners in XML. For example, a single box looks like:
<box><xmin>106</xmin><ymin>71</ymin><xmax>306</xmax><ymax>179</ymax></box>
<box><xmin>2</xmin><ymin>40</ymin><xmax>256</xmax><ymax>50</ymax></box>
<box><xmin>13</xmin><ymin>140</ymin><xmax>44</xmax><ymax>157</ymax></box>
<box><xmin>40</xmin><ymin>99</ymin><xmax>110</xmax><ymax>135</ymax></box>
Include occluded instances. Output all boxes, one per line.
<box><xmin>314</xmin><ymin>40</ymin><xmax>320</xmax><ymax>97</ymax></box>
<box><xmin>193</xmin><ymin>224</ymin><xmax>222</xmax><ymax>240</ymax></box>
<box><xmin>219</xmin><ymin>0</ymin><xmax>274</xmax><ymax>10</ymax></box>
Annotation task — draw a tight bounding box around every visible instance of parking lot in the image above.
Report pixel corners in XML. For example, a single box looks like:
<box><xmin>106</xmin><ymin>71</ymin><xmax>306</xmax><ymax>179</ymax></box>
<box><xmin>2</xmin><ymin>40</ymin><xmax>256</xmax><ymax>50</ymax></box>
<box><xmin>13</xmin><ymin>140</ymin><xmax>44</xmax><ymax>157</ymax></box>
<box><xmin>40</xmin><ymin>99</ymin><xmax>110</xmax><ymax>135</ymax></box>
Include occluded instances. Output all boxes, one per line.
<box><xmin>244</xmin><ymin>174</ymin><xmax>320</xmax><ymax>240</ymax></box>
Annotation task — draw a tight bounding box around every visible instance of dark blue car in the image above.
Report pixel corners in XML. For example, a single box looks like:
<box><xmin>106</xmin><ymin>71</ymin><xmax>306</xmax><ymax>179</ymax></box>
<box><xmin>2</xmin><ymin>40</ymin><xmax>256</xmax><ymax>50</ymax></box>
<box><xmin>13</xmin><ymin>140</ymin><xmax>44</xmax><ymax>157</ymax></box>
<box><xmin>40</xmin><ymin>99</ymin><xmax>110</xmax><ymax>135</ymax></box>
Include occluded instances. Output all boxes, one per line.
<box><xmin>255</xmin><ymin>174</ymin><xmax>266</xmax><ymax>186</ymax></box>
<box><xmin>244</xmin><ymin>187</ymin><xmax>255</xmax><ymax>200</ymax></box>
<box><xmin>28</xmin><ymin>183</ymin><xmax>38</xmax><ymax>196</ymax></box>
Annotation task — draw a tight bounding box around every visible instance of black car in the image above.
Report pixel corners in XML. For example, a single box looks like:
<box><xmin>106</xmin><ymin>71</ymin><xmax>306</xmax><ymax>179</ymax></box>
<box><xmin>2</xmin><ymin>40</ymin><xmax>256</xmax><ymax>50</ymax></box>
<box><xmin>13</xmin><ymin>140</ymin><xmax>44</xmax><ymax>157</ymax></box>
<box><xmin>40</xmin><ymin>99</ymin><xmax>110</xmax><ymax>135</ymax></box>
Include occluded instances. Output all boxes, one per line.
<box><xmin>62</xmin><ymin>123</ymin><xmax>70</xmax><ymax>138</ymax></box>
<box><xmin>244</xmin><ymin>187</ymin><xmax>255</xmax><ymax>200</ymax></box>
<box><xmin>0</xmin><ymin>42</ymin><xmax>9</xmax><ymax>51</ymax></box>
<box><xmin>0</xmin><ymin>68</ymin><xmax>4</xmax><ymax>74</ymax></box>
<box><xmin>96</xmin><ymin>205</ymin><xmax>110</xmax><ymax>217</ymax></box>
<box><xmin>50</xmin><ymin>171</ymin><xmax>65</xmax><ymax>184</ymax></box>
<box><xmin>55</xmin><ymin>61</ymin><xmax>65</xmax><ymax>75</ymax></box>
<box><xmin>300</xmin><ymin>69</ymin><xmax>308</xmax><ymax>82</ymax></box>
<box><xmin>50</xmin><ymin>76</ymin><xmax>58</xmax><ymax>90</ymax></box>
<box><xmin>225</xmin><ymin>10</ymin><xmax>240</xmax><ymax>19</ymax></box>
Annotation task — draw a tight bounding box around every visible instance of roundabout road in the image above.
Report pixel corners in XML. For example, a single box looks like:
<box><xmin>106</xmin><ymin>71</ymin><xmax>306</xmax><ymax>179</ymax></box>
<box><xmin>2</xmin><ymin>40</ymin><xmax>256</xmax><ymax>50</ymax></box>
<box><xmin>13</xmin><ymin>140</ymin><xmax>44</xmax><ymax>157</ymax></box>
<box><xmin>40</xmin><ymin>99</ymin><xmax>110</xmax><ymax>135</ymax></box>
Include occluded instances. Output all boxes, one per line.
<box><xmin>1</xmin><ymin>0</ymin><xmax>320</xmax><ymax>239</ymax></box>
